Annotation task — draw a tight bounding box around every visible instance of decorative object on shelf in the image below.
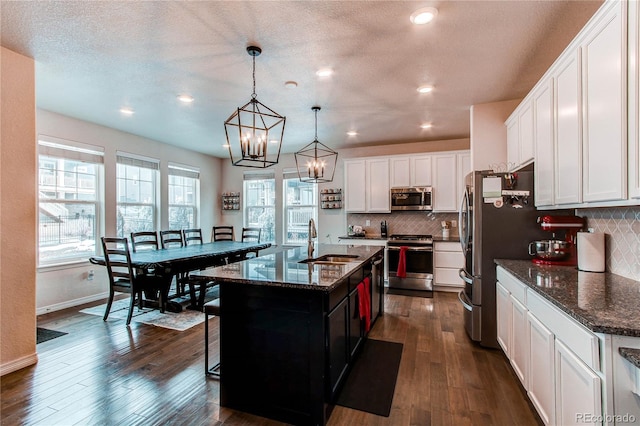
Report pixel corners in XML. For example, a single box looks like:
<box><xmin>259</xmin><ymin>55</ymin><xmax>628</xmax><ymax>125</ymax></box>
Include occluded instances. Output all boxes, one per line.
<box><xmin>222</xmin><ymin>192</ymin><xmax>240</xmax><ymax>210</ymax></box>
<box><xmin>224</xmin><ymin>45</ymin><xmax>286</xmax><ymax>168</ymax></box>
<box><xmin>294</xmin><ymin>106</ymin><xmax>338</xmax><ymax>183</ymax></box>
<box><xmin>320</xmin><ymin>188</ymin><xmax>342</xmax><ymax>209</ymax></box>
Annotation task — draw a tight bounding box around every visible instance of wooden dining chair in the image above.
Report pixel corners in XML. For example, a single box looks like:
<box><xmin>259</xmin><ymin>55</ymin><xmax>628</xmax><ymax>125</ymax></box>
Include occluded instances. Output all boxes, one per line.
<box><xmin>101</xmin><ymin>237</ymin><xmax>164</xmax><ymax>325</ymax></box>
<box><xmin>183</xmin><ymin>228</ymin><xmax>203</xmax><ymax>246</ymax></box>
<box><xmin>241</xmin><ymin>227</ymin><xmax>262</xmax><ymax>259</ymax></box>
<box><xmin>130</xmin><ymin>231</ymin><xmax>159</xmax><ymax>252</ymax></box>
<box><xmin>211</xmin><ymin>226</ymin><xmax>235</xmax><ymax>242</ymax></box>
<box><xmin>160</xmin><ymin>230</ymin><xmax>184</xmax><ymax>249</ymax></box>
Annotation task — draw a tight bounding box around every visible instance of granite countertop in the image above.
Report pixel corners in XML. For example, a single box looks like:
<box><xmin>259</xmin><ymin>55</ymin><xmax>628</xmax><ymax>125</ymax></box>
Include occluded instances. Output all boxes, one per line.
<box><xmin>619</xmin><ymin>347</ymin><xmax>640</xmax><ymax>369</ymax></box>
<box><xmin>337</xmin><ymin>234</ymin><xmax>460</xmax><ymax>242</ymax></box>
<box><xmin>495</xmin><ymin>259</ymin><xmax>640</xmax><ymax>337</ymax></box>
<box><xmin>191</xmin><ymin>244</ymin><xmax>383</xmax><ymax>292</ymax></box>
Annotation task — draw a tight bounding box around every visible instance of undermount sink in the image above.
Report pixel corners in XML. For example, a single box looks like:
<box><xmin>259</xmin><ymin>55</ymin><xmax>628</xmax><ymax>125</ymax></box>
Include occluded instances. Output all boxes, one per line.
<box><xmin>298</xmin><ymin>254</ymin><xmax>360</xmax><ymax>264</ymax></box>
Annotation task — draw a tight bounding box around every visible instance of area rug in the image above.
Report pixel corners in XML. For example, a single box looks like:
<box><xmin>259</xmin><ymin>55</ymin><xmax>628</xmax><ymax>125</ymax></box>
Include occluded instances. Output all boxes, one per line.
<box><xmin>80</xmin><ymin>287</ymin><xmax>219</xmax><ymax>331</ymax></box>
<box><xmin>36</xmin><ymin>327</ymin><xmax>68</xmax><ymax>344</ymax></box>
<box><xmin>336</xmin><ymin>339</ymin><xmax>403</xmax><ymax>417</ymax></box>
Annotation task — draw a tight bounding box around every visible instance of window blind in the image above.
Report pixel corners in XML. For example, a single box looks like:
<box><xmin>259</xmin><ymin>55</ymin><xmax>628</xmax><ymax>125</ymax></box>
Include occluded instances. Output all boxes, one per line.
<box><xmin>116</xmin><ymin>152</ymin><xmax>159</xmax><ymax>170</ymax></box>
<box><xmin>168</xmin><ymin>163</ymin><xmax>200</xmax><ymax>179</ymax></box>
<box><xmin>38</xmin><ymin>139</ymin><xmax>104</xmax><ymax>164</ymax></box>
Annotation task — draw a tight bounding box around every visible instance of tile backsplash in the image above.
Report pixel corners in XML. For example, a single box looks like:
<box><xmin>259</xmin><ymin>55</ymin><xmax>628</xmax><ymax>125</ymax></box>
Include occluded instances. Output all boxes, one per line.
<box><xmin>346</xmin><ymin>211</ymin><xmax>460</xmax><ymax>238</ymax></box>
<box><xmin>580</xmin><ymin>207</ymin><xmax>640</xmax><ymax>281</ymax></box>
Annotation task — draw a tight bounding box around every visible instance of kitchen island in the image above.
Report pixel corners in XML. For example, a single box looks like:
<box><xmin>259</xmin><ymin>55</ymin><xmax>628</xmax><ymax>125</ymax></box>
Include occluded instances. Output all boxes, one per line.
<box><xmin>192</xmin><ymin>244</ymin><xmax>385</xmax><ymax>426</ymax></box>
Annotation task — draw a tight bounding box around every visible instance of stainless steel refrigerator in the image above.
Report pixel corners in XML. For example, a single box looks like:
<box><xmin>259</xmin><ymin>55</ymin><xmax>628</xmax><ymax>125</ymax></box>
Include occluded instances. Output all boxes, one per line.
<box><xmin>457</xmin><ymin>169</ymin><xmax>555</xmax><ymax>348</ymax></box>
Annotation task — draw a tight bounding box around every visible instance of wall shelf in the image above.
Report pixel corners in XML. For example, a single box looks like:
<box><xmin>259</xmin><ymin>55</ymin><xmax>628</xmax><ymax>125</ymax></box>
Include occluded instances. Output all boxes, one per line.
<box><xmin>320</xmin><ymin>188</ymin><xmax>342</xmax><ymax>209</ymax></box>
<box><xmin>222</xmin><ymin>192</ymin><xmax>240</xmax><ymax>210</ymax></box>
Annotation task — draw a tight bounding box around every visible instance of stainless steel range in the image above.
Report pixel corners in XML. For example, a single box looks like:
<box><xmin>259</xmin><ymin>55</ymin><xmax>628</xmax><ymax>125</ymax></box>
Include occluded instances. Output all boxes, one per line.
<box><xmin>386</xmin><ymin>234</ymin><xmax>434</xmax><ymax>292</ymax></box>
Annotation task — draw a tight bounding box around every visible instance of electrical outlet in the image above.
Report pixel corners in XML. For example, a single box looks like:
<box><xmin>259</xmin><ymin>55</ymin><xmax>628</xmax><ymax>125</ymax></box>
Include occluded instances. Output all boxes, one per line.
<box><xmin>365</xmin><ymin>220</ymin><xmax>370</xmax><ymax>226</ymax></box>
<box><xmin>452</xmin><ymin>220</ymin><xmax>457</xmax><ymax>228</ymax></box>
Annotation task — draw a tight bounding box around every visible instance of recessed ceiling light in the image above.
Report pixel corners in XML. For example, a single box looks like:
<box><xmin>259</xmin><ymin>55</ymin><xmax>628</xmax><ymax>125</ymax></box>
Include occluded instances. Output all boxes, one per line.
<box><xmin>410</xmin><ymin>7</ymin><xmax>438</xmax><ymax>25</ymax></box>
<box><xmin>120</xmin><ymin>107</ymin><xmax>134</xmax><ymax>116</ymax></box>
<box><xmin>177</xmin><ymin>94</ymin><xmax>194</xmax><ymax>103</ymax></box>
<box><xmin>420</xmin><ymin>123</ymin><xmax>433</xmax><ymax>129</ymax></box>
<box><xmin>316</xmin><ymin>68</ymin><xmax>334</xmax><ymax>78</ymax></box>
<box><xmin>346</xmin><ymin>131</ymin><xmax>358</xmax><ymax>137</ymax></box>
<box><xmin>222</xmin><ymin>143</ymin><xmax>230</xmax><ymax>148</ymax></box>
<box><xmin>284</xmin><ymin>81</ymin><xmax>298</xmax><ymax>89</ymax></box>
<box><xmin>417</xmin><ymin>85</ymin><xmax>434</xmax><ymax>94</ymax></box>
<box><xmin>269</xmin><ymin>139</ymin><xmax>279</xmax><ymax>144</ymax></box>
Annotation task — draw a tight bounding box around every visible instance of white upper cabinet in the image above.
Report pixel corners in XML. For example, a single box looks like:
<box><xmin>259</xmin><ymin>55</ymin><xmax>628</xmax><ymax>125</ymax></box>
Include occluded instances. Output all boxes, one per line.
<box><xmin>506</xmin><ymin>116</ymin><xmax>520</xmax><ymax>168</ymax></box>
<box><xmin>506</xmin><ymin>100</ymin><xmax>535</xmax><ymax>171</ymax></box>
<box><xmin>553</xmin><ymin>48</ymin><xmax>583</xmax><ymax>205</ymax></box>
<box><xmin>366</xmin><ymin>158</ymin><xmax>390</xmax><ymax>212</ymax></box>
<box><xmin>432</xmin><ymin>153</ymin><xmax>458</xmax><ymax>212</ymax></box>
<box><xmin>533</xmin><ymin>79</ymin><xmax>555</xmax><ymax>207</ymax></box>
<box><xmin>344</xmin><ymin>159</ymin><xmax>366</xmax><ymax>212</ymax></box>
<box><xmin>344</xmin><ymin>158</ymin><xmax>390</xmax><ymax>213</ymax></box>
<box><xmin>581</xmin><ymin>0</ymin><xmax>627</xmax><ymax>202</ymax></box>
<box><xmin>457</xmin><ymin>152</ymin><xmax>472</xmax><ymax>208</ymax></box>
<box><xmin>389</xmin><ymin>156</ymin><xmax>411</xmax><ymax>188</ymax></box>
<box><xmin>412</xmin><ymin>155</ymin><xmax>433</xmax><ymax>187</ymax></box>
<box><xmin>389</xmin><ymin>155</ymin><xmax>432</xmax><ymax>188</ymax></box>
<box><xmin>628</xmin><ymin>0</ymin><xmax>640</xmax><ymax>199</ymax></box>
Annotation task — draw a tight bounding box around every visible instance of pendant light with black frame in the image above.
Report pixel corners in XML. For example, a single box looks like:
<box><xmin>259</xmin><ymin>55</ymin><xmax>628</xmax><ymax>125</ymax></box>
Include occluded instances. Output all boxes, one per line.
<box><xmin>224</xmin><ymin>45</ymin><xmax>286</xmax><ymax>168</ymax></box>
<box><xmin>294</xmin><ymin>106</ymin><xmax>338</xmax><ymax>183</ymax></box>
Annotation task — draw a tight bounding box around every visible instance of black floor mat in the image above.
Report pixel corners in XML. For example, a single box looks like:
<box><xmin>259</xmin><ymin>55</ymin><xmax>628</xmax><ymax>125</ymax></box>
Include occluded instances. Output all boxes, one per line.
<box><xmin>336</xmin><ymin>339</ymin><xmax>403</xmax><ymax>417</ymax></box>
<box><xmin>36</xmin><ymin>328</ymin><xmax>67</xmax><ymax>344</ymax></box>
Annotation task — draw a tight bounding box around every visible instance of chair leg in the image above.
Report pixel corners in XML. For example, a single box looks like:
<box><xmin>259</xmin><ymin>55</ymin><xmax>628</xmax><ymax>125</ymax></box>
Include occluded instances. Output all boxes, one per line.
<box><xmin>103</xmin><ymin>289</ymin><xmax>115</xmax><ymax>321</ymax></box>
<box><xmin>126</xmin><ymin>293</ymin><xmax>136</xmax><ymax>326</ymax></box>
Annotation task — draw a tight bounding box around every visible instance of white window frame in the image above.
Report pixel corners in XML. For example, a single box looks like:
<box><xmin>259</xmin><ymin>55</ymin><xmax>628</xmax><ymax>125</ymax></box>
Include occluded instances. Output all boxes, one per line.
<box><xmin>283</xmin><ymin>170</ymin><xmax>318</xmax><ymax>245</ymax></box>
<box><xmin>116</xmin><ymin>152</ymin><xmax>160</xmax><ymax>237</ymax></box>
<box><xmin>168</xmin><ymin>163</ymin><xmax>200</xmax><ymax>230</ymax></box>
<box><xmin>37</xmin><ymin>137</ymin><xmax>104</xmax><ymax>266</ymax></box>
<box><xmin>243</xmin><ymin>171</ymin><xmax>276</xmax><ymax>244</ymax></box>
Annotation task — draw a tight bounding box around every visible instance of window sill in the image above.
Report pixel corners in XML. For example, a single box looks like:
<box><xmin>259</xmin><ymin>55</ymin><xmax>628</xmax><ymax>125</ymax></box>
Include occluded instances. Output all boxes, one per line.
<box><xmin>38</xmin><ymin>259</ymin><xmax>92</xmax><ymax>273</ymax></box>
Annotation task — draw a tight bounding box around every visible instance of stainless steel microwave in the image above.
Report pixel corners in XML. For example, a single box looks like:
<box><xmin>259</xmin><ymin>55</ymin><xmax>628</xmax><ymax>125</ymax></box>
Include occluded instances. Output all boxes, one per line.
<box><xmin>390</xmin><ymin>186</ymin><xmax>433</xmax><ymax>211</ymax></box>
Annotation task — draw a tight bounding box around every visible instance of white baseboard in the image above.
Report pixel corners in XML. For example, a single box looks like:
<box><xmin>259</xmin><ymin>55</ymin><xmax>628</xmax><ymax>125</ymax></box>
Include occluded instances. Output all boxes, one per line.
<box><xmin>37</xmin><ymin>292</ymin><xmax>109</xmax><ymax>315</ymax></box>
<box><xmin>0</xmin><ymin>353</ymin><xmax>38</xmax><ymax>376</ymax></box>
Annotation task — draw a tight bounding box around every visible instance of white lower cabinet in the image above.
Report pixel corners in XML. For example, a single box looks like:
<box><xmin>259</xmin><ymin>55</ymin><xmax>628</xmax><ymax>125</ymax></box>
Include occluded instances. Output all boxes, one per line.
<box><xmin>434</xmin><ymin>241</ymin><xmax>464</xmax><ymax>290</ymax></box>
<box><xmin>496</xmin><ymin>266</ymin><xmax>606</xmax><ymax>426</ymax></box>
<box><xmin>527</xmin><ymin>312</ymin><xmax>556</xmax><ymax>426</ymax></box>
<box><xmin>555</xmin><ymin>339</ymin><xmax>602</xmax><ymax>425</ymax></box>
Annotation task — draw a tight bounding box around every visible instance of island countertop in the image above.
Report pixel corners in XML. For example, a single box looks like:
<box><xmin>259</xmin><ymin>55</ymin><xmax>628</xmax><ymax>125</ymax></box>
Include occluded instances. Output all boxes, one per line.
<box><xmin>191</xmin><ymin>243</ymin><xmax>384</xmax><ymax>292</ymax></box>
<box><xmin>495</xmin><ymin>259</ymin><xmax>640</xmax><ymax>337</ymax></box>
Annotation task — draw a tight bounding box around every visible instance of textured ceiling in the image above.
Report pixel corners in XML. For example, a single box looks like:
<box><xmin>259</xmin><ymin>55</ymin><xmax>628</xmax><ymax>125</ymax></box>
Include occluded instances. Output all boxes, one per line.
<box><xmin>1</xmin><ymin>0</ymin><xmax>603</xmax><ymax>158</ymax></box>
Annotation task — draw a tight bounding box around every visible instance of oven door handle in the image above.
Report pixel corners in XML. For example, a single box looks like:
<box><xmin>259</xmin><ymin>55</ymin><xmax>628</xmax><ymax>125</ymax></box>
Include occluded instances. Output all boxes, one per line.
<box><xmin>386</xmin><ymin>246</ymin><xmax>433</xmax><ymax>252</ymax></box>
<box><xmin>458</xmin><ymin>268</ymin><xmax>473</xmax><ymax>285</ymax></box>
<box><xmin>458</xmin><ymin>290</ymin><xmax>473</xmax><ymax>311</ymax></box>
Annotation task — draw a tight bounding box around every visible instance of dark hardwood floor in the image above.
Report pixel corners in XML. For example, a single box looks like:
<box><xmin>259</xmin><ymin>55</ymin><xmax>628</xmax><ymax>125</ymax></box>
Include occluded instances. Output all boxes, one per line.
<box><xmin>1</xmin><ymin>291</ymin><xmax>540</xmax><ymax>425</ymax></box>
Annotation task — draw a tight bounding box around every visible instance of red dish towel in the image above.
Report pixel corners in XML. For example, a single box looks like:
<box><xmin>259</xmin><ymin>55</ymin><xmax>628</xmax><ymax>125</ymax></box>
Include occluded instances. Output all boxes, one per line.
<box><xmin>397</xmin><ymin>246</ymin><xmax>409</xmax><ymax>278</ymax></box>
<box><xmin>357</xmin><ymin>277</ymin><xmax>371</xmax><ymax>332</ymax></box>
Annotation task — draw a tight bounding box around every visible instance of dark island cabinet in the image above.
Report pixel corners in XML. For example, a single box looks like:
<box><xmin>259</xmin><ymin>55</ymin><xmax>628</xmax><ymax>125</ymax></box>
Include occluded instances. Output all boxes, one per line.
<box><xmin>219</xmin><ymin>248</ymin><xmax>384</xmax><ymax>426</ymax></box>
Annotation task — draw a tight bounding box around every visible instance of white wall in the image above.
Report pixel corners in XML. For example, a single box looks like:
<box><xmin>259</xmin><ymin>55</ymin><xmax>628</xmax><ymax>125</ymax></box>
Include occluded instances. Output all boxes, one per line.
<box><xmin>470</xmin><ymin>99</ymin><xmax>521</xmax><ymax>171</ymax></box>
<box><xmin>35</xmin><ymin>109</ymin><xmax>223</xmax><ymax>314</ymax></box>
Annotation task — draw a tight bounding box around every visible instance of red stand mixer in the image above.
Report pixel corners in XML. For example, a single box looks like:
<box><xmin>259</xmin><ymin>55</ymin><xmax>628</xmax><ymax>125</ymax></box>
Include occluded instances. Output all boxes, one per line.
<box><xmin>529</xmin><ymin>215</ymin><xmax>586</xmax><ymax>266</ymax></box>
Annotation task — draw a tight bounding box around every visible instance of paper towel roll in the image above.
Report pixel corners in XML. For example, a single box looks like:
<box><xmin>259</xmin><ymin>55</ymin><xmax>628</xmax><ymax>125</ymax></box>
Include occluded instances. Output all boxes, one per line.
<box><xmin>577</xmin><ymin>232</ymin><xmax>605</xmax><ymax>272</ymax></box>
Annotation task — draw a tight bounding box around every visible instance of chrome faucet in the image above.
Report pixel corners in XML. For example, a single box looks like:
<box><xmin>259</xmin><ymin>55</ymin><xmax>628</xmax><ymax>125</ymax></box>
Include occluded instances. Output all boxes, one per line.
<box><xmin>308</xmin><ymin>218</ymin><xmax>317</xmax><ymax>258</ymax></box>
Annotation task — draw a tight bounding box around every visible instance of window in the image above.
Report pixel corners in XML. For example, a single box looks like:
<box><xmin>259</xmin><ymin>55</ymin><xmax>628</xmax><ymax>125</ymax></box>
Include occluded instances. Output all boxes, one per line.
<box><xmin>116</xmin><ymin>153</ymin><xmax>159</xmax><ymax>237</ymax></box>
<box><xmin>283</xmin><ymin>170</ymin><xmax>317</xmax><ymax>244</ymax></box>
<box><xmin>38</xmin><ymin>139</ymin><xmax>103</xmax><ymax>265</ymax></box>
<box><xmin>168</xmin><ymin>163</ymin><xmax>200</xmax><ymax>229</ymax></box>
<box><xmin>243</xmin><ymin>172</ymin><xmax>275</xmax><ymax>243</ymax></box>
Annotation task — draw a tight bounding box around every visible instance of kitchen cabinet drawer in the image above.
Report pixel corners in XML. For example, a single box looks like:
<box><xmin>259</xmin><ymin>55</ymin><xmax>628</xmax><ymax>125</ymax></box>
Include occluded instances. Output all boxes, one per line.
<box><xmin>434</xmin><ymin>251</ymin><xmax>464</xmax><ymax>268</ymax></box>
<box><xmin>435</xmin><ymin>241</ymin><xmax>461</xmax><ymax>252</ymax></box>
<box><xmin>527</xmin><ymin>289</ymin><xmax>600</xmax><ymax>371</ymax></box>
<box><xmin>496</xmin><ymin>267</ymin><xmax>526</xmax><ymax>305</ymax></box>
<box><xmin>434</xmin><ymin>267</ymin><xmax>463</xmax><ymax>286</ymax></box>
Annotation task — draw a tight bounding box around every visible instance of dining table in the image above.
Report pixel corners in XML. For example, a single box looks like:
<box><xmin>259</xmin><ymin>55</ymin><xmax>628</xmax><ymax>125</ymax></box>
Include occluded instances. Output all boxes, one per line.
<box><xmin>89</xmin><ymin>240</ymin><xmax>272</xmax><ymax>312</ymax></box>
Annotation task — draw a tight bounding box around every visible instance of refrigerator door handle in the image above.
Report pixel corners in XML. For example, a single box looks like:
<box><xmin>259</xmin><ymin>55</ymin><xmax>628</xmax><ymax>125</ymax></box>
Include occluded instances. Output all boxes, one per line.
<box><xmin>459</xmin><ymin>268</ymin><xmax>473</xmax><ymax>285</ymax></box>
<box><xmin>459</xmin><ymin>187</ymin><xmax>470</xmax><ymax>253</ymax></box>
<box><xmin>458</xmin><ymin>290</ymin><xmax>473</xmax><ymax>311</ymax></box>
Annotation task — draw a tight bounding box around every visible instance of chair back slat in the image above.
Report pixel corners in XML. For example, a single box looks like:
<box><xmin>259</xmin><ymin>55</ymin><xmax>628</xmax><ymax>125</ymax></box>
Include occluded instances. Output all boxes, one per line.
<box><xmin>101</xmin><ymin>237</ymin><xmax>135</xmax><ymax>287</ymax></box>
<box><xmin>160</xmin><ymin>230</ymin><xmax>184</xmax><ymax>249</ymax></box>
<box><xmin>241</xmin><ymin>227</ymin><xmax>261</xmax><ymax>243</ymax></box>
<box><xmin>130</xmin><ymin>231</ymin><xmax>159</xmax><ymax>252</ymax></box>
<box><xmin>183</xmin><ymin>228</ymin><xmax>203</xmax><ymax>246</ymax></box>
<box><xmin>212</xmin><ymin>226</ymin><xmax>235</xmax><ymax>242</ymax></box>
